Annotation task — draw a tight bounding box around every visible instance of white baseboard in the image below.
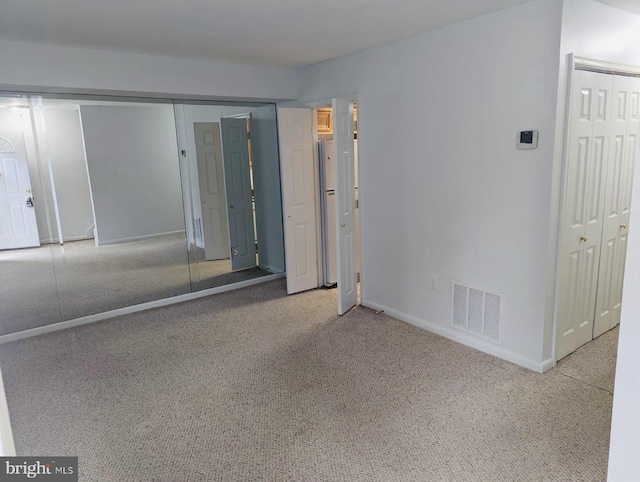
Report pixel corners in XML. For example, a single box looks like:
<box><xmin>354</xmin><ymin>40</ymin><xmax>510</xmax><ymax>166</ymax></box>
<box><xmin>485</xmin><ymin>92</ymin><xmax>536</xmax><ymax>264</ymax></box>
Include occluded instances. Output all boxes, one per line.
<box><xmin>0</xmin><ymin>273</ymin><xmax>285</xmax><ymax>345</ymax></box>
<box><xmin>541</xmin><ymin>358</ymin><xmax>555</xmax><ymax>373</ymax></box>
<box><xmin>40</xmin><ymin>234</ymin><xmax>92</xmax><ymax>244</ymax></box>
<box><xmin>361</xmin><ymin>299</ymin><xmax>546</xmax><ymax>374</ymax></box>
<box><xmin>97</xmin><ymin>230</ymin><xmax>185</xmax><ymax>246</ymax></box>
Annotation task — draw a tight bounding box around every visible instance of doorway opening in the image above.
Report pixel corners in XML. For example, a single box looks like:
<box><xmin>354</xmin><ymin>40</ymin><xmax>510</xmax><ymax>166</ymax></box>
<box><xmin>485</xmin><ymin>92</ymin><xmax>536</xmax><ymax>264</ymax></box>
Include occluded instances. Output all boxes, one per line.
<box><xmin>315</xmin><ymin>103</ymin><xmax>361</xmax><ymax>307</ymax></box>
<box><xmin>277</xmin><ymin>97</ymin><xmax>361</xmax><ymax>315</ymax></box>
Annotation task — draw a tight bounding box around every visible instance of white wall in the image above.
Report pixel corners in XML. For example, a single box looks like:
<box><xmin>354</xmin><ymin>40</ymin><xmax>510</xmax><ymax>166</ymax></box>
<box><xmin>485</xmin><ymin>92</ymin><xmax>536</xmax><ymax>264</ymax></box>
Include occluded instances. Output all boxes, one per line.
<box><xmin>0</xmin><ymin>39</ymin><xmax>297</xmax><ymax>102</ymax></box>
<box><xmin>79</xmin><ymin>105</ymin><xmax>185</xmax><ymax>245</ymax></box>
<box><xmin>295</xmin><ymin>0</ymin><xmax>564</xmax><ymax>370</ymax></box>
<box><xmin>43</xmin><ymin>108</ymin><xmax>94</xmax><ymax>241</ymax></box>
<box><xmin>551</xmin><ymin>1</ymin><xmax>640</xmax><ymax>479</ymax></box>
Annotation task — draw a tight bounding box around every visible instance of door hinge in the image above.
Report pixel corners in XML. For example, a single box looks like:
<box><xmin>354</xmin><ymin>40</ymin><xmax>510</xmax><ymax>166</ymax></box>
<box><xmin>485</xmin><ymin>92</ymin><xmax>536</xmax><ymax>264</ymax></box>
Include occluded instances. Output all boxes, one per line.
<box><xmin>247</xmin><ymin>131</ymin><xmax>251</xmax><ymax>140</ymax></box>
<box><xmin>355</xmin><ymin>199</ymin><xmax>359</xmax><ymax>209</ymax></box>
<box><xmin>357</xmin><ymin>272</ymin><xmax>361</xmax><ymax>282</ymax></box>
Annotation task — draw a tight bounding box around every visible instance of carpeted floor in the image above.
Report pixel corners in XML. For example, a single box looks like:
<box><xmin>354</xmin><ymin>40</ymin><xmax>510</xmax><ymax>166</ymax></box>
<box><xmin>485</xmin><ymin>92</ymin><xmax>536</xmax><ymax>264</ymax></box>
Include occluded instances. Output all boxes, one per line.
<box><xmin>0</xmin><ymin>234</ymin><xmax>271</xmax><ymax>335</ymax></box>
<box><xmin>0</xmin><ymin>280</ymin><xmax>616</xmax><ymax>481</ymax></box>
<box><xmin>556</xmin><ymin>325</ymin><xmax>619</xmax><ymax>395</ymax></box>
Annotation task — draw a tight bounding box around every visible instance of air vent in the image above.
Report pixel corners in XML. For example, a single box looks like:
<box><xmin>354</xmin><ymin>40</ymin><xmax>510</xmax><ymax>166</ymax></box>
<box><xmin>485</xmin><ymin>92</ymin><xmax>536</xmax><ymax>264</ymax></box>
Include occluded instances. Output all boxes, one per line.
<box><xmin>451</xmin><ymin>281</ymin><xmax>504</xmax><ymax>344</ymax></box>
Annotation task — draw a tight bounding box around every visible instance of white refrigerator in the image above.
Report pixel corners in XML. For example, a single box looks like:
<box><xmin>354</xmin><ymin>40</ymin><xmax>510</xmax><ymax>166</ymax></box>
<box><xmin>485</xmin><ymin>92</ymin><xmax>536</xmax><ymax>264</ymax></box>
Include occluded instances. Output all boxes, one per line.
<box><xmin>319</xmin><ymin>140</ymin><xmax>359</xmax><ymax>287</ymax></box>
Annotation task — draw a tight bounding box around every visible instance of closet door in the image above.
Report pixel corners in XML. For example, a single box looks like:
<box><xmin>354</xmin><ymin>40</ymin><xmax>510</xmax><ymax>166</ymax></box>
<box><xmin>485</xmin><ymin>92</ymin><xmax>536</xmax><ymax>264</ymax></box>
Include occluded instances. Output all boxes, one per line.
<box><xmin>557</xmin><ymin>70</ymin><xmax>613</xmax><ymax>360</ymax></box>
<box><xmin>594</xmin><ymin>75</ymin><xmax>640</xmax><ymax>336</ymax></box>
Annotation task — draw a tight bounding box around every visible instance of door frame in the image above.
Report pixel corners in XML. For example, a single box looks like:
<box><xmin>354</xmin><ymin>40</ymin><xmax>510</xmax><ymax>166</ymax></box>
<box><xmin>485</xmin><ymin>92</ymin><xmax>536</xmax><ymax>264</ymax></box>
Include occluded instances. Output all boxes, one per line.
<box><xmin>300</xmin><ymin>94</ymin><xmax>364</xmax><ymax>306</ymax></box>
<box><xmin>552</xmin><ymin>54</ymin><xmax>640</xmax><ymax>365</ymax></box>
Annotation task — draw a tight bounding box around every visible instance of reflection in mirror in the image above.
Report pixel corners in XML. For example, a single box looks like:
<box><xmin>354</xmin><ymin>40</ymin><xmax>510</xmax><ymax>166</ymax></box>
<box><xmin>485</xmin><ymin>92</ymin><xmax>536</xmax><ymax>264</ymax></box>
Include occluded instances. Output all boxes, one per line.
<box><xmin>175</xmin><ymin>103</ymin><xmax>285</xmax><ymax>291</ymax></box>
<box><xmin>0</xmin><ymin>93</ymin><xmax>62</xmax><ymax>334</ymax></box>
<box><xmin>35</xmin><ymin>96</ymin><xmax>191</xmax><ymax>320</ymax></box>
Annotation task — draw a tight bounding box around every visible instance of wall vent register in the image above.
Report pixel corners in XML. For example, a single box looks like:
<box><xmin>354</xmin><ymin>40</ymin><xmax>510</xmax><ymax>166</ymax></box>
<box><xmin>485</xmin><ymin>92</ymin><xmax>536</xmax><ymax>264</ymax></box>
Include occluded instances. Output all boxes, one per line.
<box><xmin>451</xmin><ymin>281</ymin><xmax>504</xmax><ymax>344</ymax></box>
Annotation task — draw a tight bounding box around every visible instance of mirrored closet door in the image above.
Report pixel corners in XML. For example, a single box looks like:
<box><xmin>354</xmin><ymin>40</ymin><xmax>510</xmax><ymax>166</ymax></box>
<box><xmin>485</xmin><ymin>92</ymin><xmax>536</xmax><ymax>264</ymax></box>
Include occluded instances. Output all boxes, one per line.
<box><xmin>0</xmin><ymin>94</ymin><xmax>286</xmax><ymax>336</ymax></box>
<box><xmin>174</xmin><ymin>102</ymin><xmax>285</xmax><ymax>292</ymax></box>
<box><xmin>0</xmin><ymin>93</ymin><xmax>61</xmax><ymax>335</ymax></box>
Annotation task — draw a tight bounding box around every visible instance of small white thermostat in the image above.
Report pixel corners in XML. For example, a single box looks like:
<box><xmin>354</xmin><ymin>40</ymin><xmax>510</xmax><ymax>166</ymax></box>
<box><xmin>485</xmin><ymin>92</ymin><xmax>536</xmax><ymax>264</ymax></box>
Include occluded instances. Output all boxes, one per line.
<box><xmin>517</xmin><ymin>130</ymin><xmax>538</xmax><ymax>150</ymax></box>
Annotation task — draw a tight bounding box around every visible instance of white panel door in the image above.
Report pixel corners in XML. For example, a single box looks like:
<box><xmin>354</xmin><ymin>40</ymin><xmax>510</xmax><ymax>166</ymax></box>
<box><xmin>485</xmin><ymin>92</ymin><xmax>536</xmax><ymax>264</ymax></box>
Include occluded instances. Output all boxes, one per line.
<box><xmin>220</xmin><ymin>117</ymin><xmax>257</xmax><ymax>271</ymax></box>
<box><xmin>194</xmin><ymin>123</ymin><xmax>230</xmax><ymax>261</ymax></box>
<box><xmin>594</xmin><ymin>75</ymin><xmax>640</xmax><ymax>335</ymax></box>
<box><xmin>277</xmin><ymin>108</ymin><xmax>319</xmax><ymax>294</ymax></box>
<box><xmin>557</xmin><ymin>70</ymin><xmax>612</xmax><ymax>360</ymax></box>
<box><xmin>0</xmin><ymin>133</ymin><xmax>40</xmax><ymax>250</ymax></box>
<box><xmin>333</xmin><ymin>98</ymin><xmax>357</xmax><ymax>315</ymax></box>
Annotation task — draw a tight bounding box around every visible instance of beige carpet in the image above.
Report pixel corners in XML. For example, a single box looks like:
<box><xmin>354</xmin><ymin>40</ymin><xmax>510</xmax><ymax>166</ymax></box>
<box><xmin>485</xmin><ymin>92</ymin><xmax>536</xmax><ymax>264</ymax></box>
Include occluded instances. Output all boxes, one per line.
<box><xmin>0</xmin><ymin>280</ymin><xmax>614</xmax><ymax>481</ymax></box>
<box><xmin>0</xmin><ymin>234</ymin><xmax>270</xmax><ymax>336</ymax></box>
<box><xmin>557</xmin><ymin>326</ymin><xmax>619</xmax><ymax>395</ymax></box>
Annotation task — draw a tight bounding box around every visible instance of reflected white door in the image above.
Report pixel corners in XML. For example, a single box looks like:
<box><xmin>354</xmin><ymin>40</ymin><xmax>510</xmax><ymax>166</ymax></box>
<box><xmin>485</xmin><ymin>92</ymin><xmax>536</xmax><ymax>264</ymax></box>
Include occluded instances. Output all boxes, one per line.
<box><xmin>594</xmin><ymin>75</ymin><xmax>640</xmax><ymax>336</ymax></box>
<box><xmin>557</xmin><ymin>70</ymin><xmax>612</xmax><ymax>360</ymax></box>
<box><xmin>194</xmin><ymin>122</ymin><xmax>230</xmax><ymax>261</ymax></box>
<box><xmin>277</xmin><ymin>108</ymin><xmax>318</xmax><ymax>294</ymax></box>
<box><xmin>220</xmin><ymin>117</ymin><xmax>257</xmax><ymax>271</ymax></box>
<box><xmin>333</xmin><ymin>98</ymin><xmax>357</xmax><ymax>315</ymax></box>
<box><xmin>0</xmin><ymin>133</ymin><xmax>40</xmax><ymax>250</ymax></box>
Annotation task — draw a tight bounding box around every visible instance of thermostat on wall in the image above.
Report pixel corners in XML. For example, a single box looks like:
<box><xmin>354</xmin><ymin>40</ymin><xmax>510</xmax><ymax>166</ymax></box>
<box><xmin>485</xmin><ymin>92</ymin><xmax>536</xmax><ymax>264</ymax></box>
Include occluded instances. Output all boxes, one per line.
<box><xmin>517</xmin><ymin>130</ymin><xmax>538</xmax><ymax>150</ymax></box>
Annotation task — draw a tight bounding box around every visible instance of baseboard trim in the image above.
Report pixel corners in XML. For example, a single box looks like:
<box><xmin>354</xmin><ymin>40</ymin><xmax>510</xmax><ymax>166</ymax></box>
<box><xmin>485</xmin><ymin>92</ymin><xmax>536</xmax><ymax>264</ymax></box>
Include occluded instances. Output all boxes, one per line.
<box><xmin>96</xmin><ymin>230</ymin><xmax>185</xmax><ymax>246</ymax></box>
<box><xmin>541</xmin><ymin>358</ymin><xmax>554</xmax><ymax>373</ymax></box>
<box><xmin>361</xmin><ymin>300</ymin><xmax>546</xmax><ymax>373</ymax></box>
<box><xmin>0</xmin><ymin>273</ymin><xmax>285</xmax><ymax>345</ymax></box>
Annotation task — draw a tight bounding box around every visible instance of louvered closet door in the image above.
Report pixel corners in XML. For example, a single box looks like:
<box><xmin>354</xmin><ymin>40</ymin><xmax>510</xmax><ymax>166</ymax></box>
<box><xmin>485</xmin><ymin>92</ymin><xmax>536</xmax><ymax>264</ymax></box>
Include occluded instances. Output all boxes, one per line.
<box><xmin>594</xmin><ymin>75</ymin><xmax>640</xmax><ymax>337</ymax></box>
<box><xmin>557</xmin><ymin>70</ymin><xmax>613</xmax><ymax>360</ymax></box>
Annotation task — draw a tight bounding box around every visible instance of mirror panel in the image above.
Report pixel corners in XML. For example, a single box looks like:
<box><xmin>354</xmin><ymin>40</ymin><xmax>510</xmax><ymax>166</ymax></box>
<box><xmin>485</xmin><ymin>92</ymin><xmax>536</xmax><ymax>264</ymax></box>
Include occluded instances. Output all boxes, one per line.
<box><xmin>35</xmin><ymin>96</ymin><xmax>191</xmax><ymax>320</ymax></box>
<box><xmin>0</xmin><ymin>94</ymin><xmax>285</xmax><ymax>336</ymax></box>
<box><xmin>174</xmin><ymin>102</ymin><xmax>285</xmax><ymax>291</ymax></box>
<box><xmin>0</xmin><ymin>93</ymin><xmax>61</xmax><ymax>334</ymax></box>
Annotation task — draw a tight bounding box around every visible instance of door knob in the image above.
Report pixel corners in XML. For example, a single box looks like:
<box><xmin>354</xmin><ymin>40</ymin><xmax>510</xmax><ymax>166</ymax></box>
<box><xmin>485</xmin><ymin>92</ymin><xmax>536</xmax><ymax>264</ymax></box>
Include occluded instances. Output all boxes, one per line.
<box><xmin>580</xmin><ymin>235</ymin><xmax>588</xmax><ymax>242</ymax></box>
<box><xmin>341</xmin><ymin>223</ymin><xmax>346</xmax><ymax>227</ymax></box>
<box><xmin>620</xmin><ymin>223</ymin><xmax>628</xmax><ymax>229</ymax></box>
<box><xmin>26</xmin><ymin>197</ymin><xmax>34</xmax><ymax>208</ymax></box>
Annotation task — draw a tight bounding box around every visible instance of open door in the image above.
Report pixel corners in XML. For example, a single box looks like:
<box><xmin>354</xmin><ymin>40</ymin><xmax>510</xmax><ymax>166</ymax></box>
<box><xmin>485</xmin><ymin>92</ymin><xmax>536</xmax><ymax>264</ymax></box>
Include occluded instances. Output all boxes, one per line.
<box><xmin>0</xmin><ymin>132</ymin><xmax>40</xmax><ymax>250</ymax></box>
<box><xmin>194</xmin><ymin>122</ymin><xmax>230</xmax><ymax>261</ymax></box>
<box><xmin>332</xmin><ymin>98</ymin><xmax>357</xmax><ymax>314</ymax></box>
<box><xmin>277</xmin><ymin>108</ymin><xmax>319</xmax><ymax>294</ymax></box>
<box><xmin>220</xmin><ymin>117</ymin><xmax>257</xmax><ymax>271</ymax></box>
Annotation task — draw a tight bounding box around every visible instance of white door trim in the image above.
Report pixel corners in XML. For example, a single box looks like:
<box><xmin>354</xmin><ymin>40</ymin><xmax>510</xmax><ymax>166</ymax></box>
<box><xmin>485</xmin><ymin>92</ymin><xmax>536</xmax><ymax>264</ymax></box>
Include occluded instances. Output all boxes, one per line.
<box><xmin>553</xmin><ymin>54</ymin><xmax>640</xmax><ymax>364</ymax></box>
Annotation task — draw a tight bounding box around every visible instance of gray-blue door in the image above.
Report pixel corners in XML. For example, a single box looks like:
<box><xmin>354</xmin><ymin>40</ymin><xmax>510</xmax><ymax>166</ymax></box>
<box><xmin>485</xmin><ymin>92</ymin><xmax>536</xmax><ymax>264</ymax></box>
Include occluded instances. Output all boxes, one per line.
<box><xmin>220</xmin><ymin>117</ymin><xmax>257</xmax><ymax>271</ymax></box>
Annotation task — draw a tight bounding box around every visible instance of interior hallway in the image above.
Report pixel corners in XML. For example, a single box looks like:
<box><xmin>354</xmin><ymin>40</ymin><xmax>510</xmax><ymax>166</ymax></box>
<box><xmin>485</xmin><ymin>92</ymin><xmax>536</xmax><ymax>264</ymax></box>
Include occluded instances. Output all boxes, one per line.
<box><xmin>0</xmin><ymin>280</ymin><xmax>617</xmax><ymax>481</ymax></box>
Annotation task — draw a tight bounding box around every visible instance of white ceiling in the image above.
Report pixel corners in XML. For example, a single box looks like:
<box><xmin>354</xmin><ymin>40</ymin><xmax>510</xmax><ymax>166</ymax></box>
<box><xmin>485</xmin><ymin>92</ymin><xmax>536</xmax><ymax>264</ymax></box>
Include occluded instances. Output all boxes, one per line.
<box><xmin>0</xmin><ymin>0</ymin><xmax>637</xmax><ymax>68</ymax></box>
<box><xmin>596</xmin><ymin>0</ymin><xmax>640</xmax><ymax>16</ymax></box>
